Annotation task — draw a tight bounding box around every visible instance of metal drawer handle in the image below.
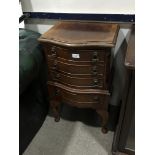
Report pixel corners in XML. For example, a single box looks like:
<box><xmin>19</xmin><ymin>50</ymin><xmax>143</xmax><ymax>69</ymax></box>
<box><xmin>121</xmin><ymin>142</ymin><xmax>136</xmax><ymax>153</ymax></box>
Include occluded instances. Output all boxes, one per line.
<box><xmin>56</xmin><ymin>73</ymin><xmax>60</xmax><ymax>78</ymax></box>
<box><xmin>93</xmin><ymin>84</ymin><xmax>99</xmax><ymax>87</ymax></box>
<box><xmin>52</xmin><ymin>53</ymin><xmax>56</xmax><ymax>57</ymax></box>
<box><xmin>51</xmin><ymin>46</ymin><xmax>56</xmax><ymax>52</ymax></box>
<box><xmin>92</xmin><ymin>58</ymin><xmax>99</xmax><ymax>63</ymax></box>
<box><xmin>93</xmin><ymin>96</ymin><xmax>99</xmax><ymax>101</ymax></box>
<box><xmin>92</xmin><ymin>66</ymin><xmax>97</xmax><ymax>71</ymax></box>
<box><xmin>93</xmin><ymin>79</ymin><xmax>99</xmax><ymax>84</ymax></box>
<box><xmin>52</xmin><ymin>66</ymin><xmax>57</xmax><ymax>70</ymax></box>
<box><xmin>92</xmin><ymin>71</ymin><xmax>98</xmax><ymax>76</ymax></box>
<box><xmin>55</xmin><ymin>89</ymin><xmax>60</xmax><ymax>95</ymax></box>
<box><xmin>54</xmin><ymin>61</ymin><xmax>57</xmax><ymax>66</ymax></box>
<box><xmin>93</xmin><ymin>79</ymin><xmax>99</xmax><ymax>87</ymax></box>
<box><xmin>52</xmin><ymin>61</ymin><xmax>57</xmax><ymax>70</ymax></box>
<box><xmin>93</xmin><ymin>51</ymin><xmax>98</xmax><ymax>58</ymax></box>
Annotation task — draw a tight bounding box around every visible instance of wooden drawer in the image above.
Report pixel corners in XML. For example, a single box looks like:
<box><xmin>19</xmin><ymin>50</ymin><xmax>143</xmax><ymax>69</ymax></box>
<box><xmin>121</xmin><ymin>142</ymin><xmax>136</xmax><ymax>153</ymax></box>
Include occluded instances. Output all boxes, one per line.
<box><xmin>56</xmin><ymin>88</ymin><xmax>108</xmax><ymax>108</ymax></box>
<box><xmin>48</xmin><ymin>71</ymin><xmax>107</xmax><ymax>89</ymax></box>
<box><xmin>47</xmin><ymin>59</ymin><xmax>106</xmax><ymax>75</ymax></box>
<box><xmin>43</xmin><ymin>44</ymin><xmax>109</xmax><ymax>62</ymax></box>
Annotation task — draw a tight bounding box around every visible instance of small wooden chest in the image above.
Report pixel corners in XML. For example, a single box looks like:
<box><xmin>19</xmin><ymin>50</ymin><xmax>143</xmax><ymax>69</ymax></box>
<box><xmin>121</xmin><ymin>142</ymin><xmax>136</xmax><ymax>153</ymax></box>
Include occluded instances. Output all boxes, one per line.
<box><xmin>38</xmin><ymin>21</ymin><xmax>119</xmax><ymax>133</ymax></box>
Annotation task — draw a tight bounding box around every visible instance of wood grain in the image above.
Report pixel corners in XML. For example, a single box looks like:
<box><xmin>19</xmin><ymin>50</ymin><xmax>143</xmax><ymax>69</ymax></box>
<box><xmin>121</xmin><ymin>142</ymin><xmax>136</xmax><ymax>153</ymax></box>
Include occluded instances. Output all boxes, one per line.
<box><xmin>39</xmin><ymin>21</ymin><xmax>119</xmax><ymax>48</ymax></box>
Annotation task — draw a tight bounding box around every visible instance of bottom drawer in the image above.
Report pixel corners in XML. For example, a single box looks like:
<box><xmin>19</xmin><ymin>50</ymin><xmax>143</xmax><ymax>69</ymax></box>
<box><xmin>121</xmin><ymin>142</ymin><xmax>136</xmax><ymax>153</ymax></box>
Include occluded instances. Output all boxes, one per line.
<box><xmin>56</xmin><ymin>87</ymin><xmax>109</xmax><ymax>108</ymax></box>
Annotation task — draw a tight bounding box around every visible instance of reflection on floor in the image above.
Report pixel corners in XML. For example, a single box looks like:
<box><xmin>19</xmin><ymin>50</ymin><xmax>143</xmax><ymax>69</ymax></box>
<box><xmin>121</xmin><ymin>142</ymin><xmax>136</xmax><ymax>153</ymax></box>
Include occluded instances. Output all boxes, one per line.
<box><xmin>23</xmin><ymin>116</ymin><xmax>114</xmax><ymax>155</ymax></box>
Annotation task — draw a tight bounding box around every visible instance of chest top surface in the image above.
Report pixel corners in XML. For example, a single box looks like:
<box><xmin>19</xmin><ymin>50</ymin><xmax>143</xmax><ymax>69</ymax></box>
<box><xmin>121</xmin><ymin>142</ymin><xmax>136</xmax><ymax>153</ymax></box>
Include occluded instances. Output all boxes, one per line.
<box><xmin>39</xmin><ymin>21</ymin><xmax>119</xmax><ymax>48</ymax></box>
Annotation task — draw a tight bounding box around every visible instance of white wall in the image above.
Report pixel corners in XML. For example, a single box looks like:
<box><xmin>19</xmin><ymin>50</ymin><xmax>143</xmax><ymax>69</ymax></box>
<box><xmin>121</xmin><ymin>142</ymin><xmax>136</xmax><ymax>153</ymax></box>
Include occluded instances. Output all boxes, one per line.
<box><xmin>19</xmin><ymin>2</ymin><xmax>24</xmax><ymax>28</ymax></box>
<box><xmin>21</xmin><ymin>0</ymin><xmax>134</xmax><ymax>34</ymax></box>
<box><xmin>21</xmin><ymin>0</ymin><xmax>134</xmax><ymax>14</ymax></box>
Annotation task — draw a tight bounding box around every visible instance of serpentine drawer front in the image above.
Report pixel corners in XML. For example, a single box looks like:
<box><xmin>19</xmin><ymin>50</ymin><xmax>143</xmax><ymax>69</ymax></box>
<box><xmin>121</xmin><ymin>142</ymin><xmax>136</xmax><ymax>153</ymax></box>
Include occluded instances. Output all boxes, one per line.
<box><xmin>48</xmin><ymin>70</ymin><xmax>106</xmax><ymax>89</ymax></box>
<box><xmin>56</xmin><ymin>87</ymin><xmax>110</xmax><ymax>109</ymax></box>
<box><xmin>44</xmin><ymin>45</ymin><xmax>108</xmax><ymax>62</ymax></box>
<box><xmin>38</xmin><ymin>21</ymin><xmax>119</xmax><ymax>133</ymax></box>
<box><xmin>47</xmin><ymin>59</ymin><xmax>106</xmax><ymax>75</ymax></box>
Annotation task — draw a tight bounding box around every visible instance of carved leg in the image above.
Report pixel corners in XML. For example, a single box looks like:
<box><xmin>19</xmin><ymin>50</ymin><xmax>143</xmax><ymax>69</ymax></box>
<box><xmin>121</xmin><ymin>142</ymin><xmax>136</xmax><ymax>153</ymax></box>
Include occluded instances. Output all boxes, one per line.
<box><xmin>50</xmin><ymin>96</ymin><xmax>61</xmax><ymax>122</ymax></box>
<box><xmin>96</xmin><ymin>109</ymin><xmax>109</xmax><ymax>134</ymax></box>
<box><xmin>48</xmin><ymin>85</ymin><xmax>61</xmax><ymax>122</ymax></box>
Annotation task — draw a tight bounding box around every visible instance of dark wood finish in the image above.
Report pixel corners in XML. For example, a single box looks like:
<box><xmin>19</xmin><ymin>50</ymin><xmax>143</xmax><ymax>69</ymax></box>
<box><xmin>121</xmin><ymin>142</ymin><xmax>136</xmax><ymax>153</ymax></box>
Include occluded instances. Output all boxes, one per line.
<box><xmin>112</xmin><ymin>25</ymin><xmax>135</xmax><ymax>154</ymax></box>
<box><xmin>43</xmin><ymin>44</ymin><xmax>109</xmax><ymax>61</ymax></box>
<box><xmin>48</xmin><ymin>70</ymin><xmax>107</xmax><ymax>89</ymax></box>
<box><xmin>47</xmin><ymin>58</ymin><xmax>106</xmax><ymax>75</ymax></box>
<box><xmin>47</xmin><ymin>84</ymin><xmax>61</xmax><ymax>122</ymax></box>
<box><xmin>39</xmin><ymin>21</ymin><xmax>119</xmax><ymax>48</ymax></box>
<box><xmin>39</xmin><ymin>21</ymin><xmax>119</xmax><ymax>133</ymax></box>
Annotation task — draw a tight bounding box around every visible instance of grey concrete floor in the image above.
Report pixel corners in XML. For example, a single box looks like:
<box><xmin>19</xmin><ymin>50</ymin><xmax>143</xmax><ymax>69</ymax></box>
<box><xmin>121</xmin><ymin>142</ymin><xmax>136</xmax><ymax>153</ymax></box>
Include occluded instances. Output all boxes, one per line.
<box><xmin>23</xmin><ymin>116</ymin><xmax>113</xmax><ymax>155</ymax></box>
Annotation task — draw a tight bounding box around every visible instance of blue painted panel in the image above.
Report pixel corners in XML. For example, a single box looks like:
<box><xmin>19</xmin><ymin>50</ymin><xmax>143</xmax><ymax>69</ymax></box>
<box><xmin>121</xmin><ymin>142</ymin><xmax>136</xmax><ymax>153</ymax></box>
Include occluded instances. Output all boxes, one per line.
<box><xmin>23</xmin><ymin>12</ymin><xmax>135</xmax><ymax>22</ymax></box>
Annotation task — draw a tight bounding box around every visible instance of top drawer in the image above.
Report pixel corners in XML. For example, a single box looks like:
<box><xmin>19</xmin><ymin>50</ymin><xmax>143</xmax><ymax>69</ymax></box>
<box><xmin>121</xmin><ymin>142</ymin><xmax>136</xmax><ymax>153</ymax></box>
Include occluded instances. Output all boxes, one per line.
<box><xmin>43</xmin><ymin>44</ymin><xmax>110</xmax><ymax>62</ymax></box>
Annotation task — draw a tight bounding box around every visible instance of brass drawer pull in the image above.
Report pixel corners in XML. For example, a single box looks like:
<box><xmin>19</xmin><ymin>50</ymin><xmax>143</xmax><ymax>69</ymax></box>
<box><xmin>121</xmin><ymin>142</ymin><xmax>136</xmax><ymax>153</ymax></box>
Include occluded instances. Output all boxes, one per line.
<box><xmin>93</xmin><ymin>96</ymin><xmax>99</xmax><ymax>101</ymax></box>
<box><xmin>52</xmin><ymin>61</ymin><xmax>57</xmax><ymax>70</ymax></box>
<box><xmin>93</xmin><ymin>79</ymin><xmax>99</xmax><ymax>87</ymax></box>
<box><xmin>56</xmin><ymin>73</ymin><xmax>60</xmax><ymax>78</ymax></box>
<box><xmin>51</xmin><ymin>53</ymin><xmax>56</xmax><ymax>57</ymax></box>
<box><xmin>51</xmin><ymin>46</ymin><xmax>56</xmax><ymax>52</ymax></box>
<box><xmin>52</xmin><ymin>66</ymin><xmax>57</xmax><ymax>70</ymax></box>
<box><xmin>93</xmin><ymin>51</ymin><xmax>98</xmax><ymax>58</ymax></box>
<box><xmin>92</xmin><ymin>66</ymin><xmax>97</xmax><ymax>71</ymax></box>
<box><xmin>92</xmin><ymin>58</ymin><xmax>99</xmax><ymax>63</ymax></box>
<box><xmin>54</xmin><ymin>61</ymin><xmax>57</xmax><ymax>66</ymax></box>
<box><xmin>92</xmin><ymin>51</ymin><xmax>99</xmax><ymax>62</ymax></box>
<box><xmin>55</xmin><ymin>89</ymin><xmax>60</xmax><ymax>95</ymax></box>
<box><xmin>93</xmin><ymin>84</ymin><xmax>99</xmax><ymax>88</ymax></box>
<box><xmin>92</xmin><ymin>71</ymin><xmax>98</xmax><ymax>76</ymax></box>
<box><xmin>93</xmin><ymin>79</ymin><xmax>99</xmax><ymax>84</ymax></box>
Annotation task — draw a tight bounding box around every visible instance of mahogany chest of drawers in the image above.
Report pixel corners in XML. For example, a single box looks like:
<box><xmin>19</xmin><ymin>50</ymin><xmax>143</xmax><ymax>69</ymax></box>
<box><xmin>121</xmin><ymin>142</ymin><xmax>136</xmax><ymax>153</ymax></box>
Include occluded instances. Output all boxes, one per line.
<box><xmin>38</xmin><ymin>21</ymin><xmax>119</xmax><ymax>133</ymax></box>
